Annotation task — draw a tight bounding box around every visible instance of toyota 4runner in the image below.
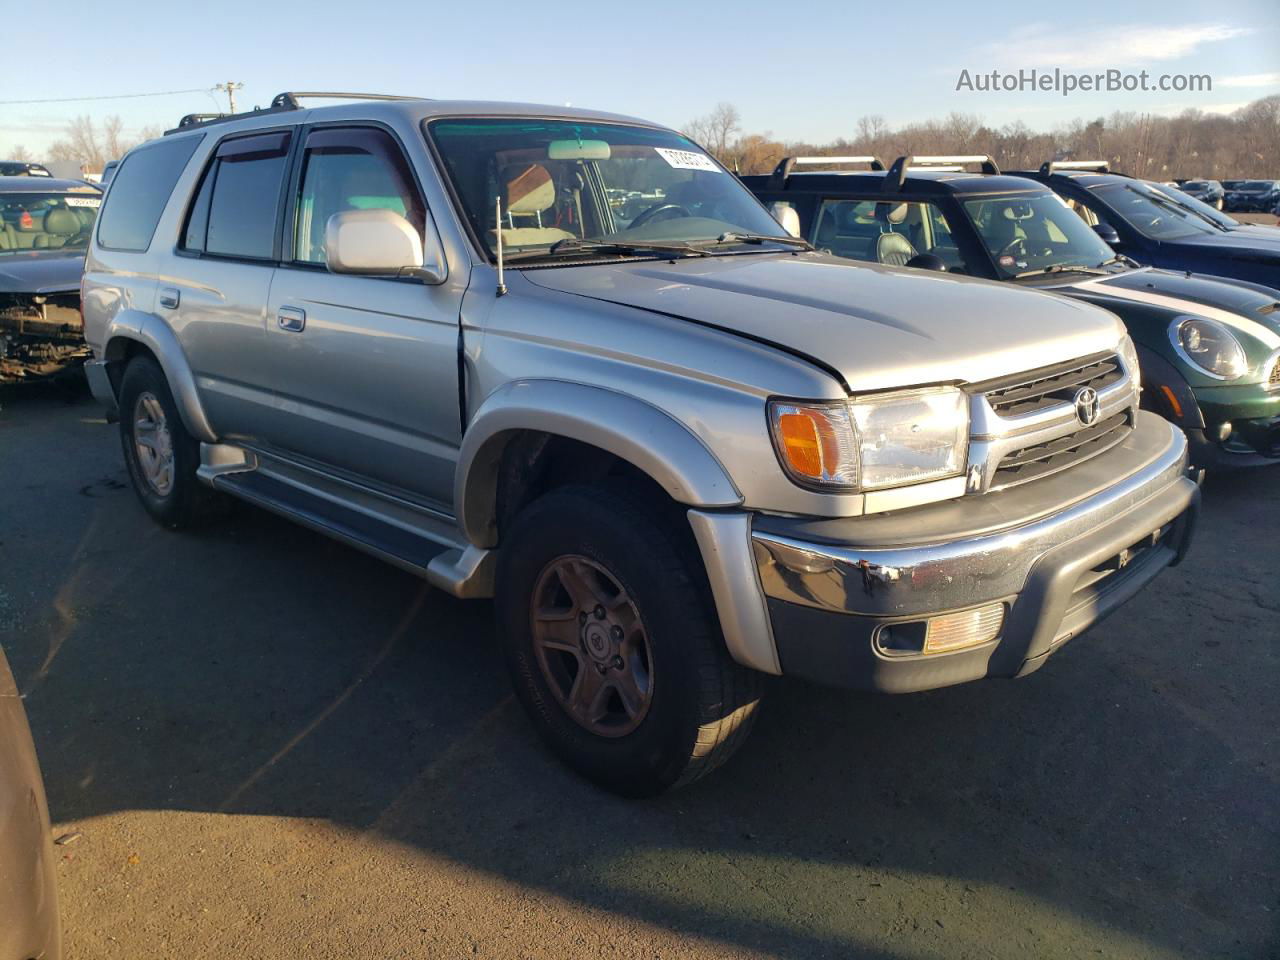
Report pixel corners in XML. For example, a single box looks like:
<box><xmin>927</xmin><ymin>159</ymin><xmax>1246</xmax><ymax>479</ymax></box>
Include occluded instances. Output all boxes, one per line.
<box><xmin>82</xmin><ymin>94</ymin><xmax>1199</xmax><ymax>795</ymax></box>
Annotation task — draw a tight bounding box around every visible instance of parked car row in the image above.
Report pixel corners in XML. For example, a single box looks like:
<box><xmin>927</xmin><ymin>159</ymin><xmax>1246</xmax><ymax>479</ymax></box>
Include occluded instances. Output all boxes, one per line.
<box><xmin>742</xmin><ymin>155</ymin><xmax>1280</xmax><ymax>470</ymax></box>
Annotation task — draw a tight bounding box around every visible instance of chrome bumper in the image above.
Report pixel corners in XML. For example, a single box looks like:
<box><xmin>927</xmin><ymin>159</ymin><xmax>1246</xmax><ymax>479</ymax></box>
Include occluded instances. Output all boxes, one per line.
<box><xmin>697</xmin><ymin>413</ymin><xmax>1198</xmax><ymax>690</ymax></box>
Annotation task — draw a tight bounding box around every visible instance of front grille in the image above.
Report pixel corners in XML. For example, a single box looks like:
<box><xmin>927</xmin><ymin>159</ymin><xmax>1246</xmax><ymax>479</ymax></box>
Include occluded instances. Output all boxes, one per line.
<box><xmin>992</xmin><ymin>410</ymin><xmax>1132</xmax><ymax>489</ymax></box>
<box><xmin>983</xmin><ymin>353</ymin><xmax>1124</xmax><ymax>418</ymax></box>
<box><xmin>1270</xmin><ymin>359</ymin><xmax>1280</xmax><ymax>390</ymax></box>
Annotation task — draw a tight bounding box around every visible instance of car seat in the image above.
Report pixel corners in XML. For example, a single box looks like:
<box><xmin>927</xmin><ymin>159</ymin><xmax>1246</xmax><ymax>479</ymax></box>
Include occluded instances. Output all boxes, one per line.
<box><xmin>874</xmin><ymin>202</ymin><xmax>918</xmax><ymax>266</ymax></box>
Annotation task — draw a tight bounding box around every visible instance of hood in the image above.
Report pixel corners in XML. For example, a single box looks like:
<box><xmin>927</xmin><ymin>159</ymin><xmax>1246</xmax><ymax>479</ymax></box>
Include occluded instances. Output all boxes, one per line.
<box><xmin>521</xmin><ymin>253</ymin><xmax>1124</xmax><ymax>392</ymax></box>
<box><xmin>1171</xmin><ymin>229</ymin><xmax>1280</xmax><ymax>257</ymax></box>
<box><xmin>1077</xmin><ymin>268</ymin><xmax>1280</xmax><ymax>329</ymax></box>
<box><xmin>0</xmin><ymin>249</ymin><xmax>86</xmax><ymax>295</ymax></box>
<box><xmin>1064</xmin><ymin>270</ymin><xmax>1280</xmax><ymax>347</ymax></box>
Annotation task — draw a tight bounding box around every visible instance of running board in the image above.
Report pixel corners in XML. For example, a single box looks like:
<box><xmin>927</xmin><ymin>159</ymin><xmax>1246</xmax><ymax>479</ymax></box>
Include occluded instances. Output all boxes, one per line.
<box><xmin>199</xmin><ymin>444</ymin><xmax>495</xmax><ymax>599</ymax></box>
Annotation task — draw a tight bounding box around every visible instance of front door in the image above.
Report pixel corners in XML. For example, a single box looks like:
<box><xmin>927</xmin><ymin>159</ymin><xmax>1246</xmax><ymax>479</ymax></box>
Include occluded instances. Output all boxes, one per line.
<box><xmin>262</xmin><ymin>124</ymin><xmax>462</xmax><ymax>509</ymax></box>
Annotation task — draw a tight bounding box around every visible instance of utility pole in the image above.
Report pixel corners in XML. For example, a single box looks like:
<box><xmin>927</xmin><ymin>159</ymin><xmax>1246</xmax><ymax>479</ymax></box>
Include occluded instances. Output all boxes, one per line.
<box><xmin>215</xmin><ymin>81</ymin><xmax>244</xmax><ymax>114</ymax></box>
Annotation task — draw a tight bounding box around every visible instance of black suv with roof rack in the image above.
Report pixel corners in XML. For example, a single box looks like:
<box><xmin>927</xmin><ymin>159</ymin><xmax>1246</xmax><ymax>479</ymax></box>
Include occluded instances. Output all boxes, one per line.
<box><xmin>742</xmin><ymin>155</ymin><xmax>1280</xmax><ymax>469</ymax></box>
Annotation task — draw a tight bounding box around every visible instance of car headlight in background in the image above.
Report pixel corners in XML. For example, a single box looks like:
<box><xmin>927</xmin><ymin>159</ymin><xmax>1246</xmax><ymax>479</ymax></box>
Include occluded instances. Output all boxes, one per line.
<box><xmin>769</xmin><ymin>387</ymin><xmax>969</xmax><ymax>491</ymax></box>
<box><xmin>1169</xmin><ymin>316</ymin><xmax>1248</xmax><ymax>380</ymax></box>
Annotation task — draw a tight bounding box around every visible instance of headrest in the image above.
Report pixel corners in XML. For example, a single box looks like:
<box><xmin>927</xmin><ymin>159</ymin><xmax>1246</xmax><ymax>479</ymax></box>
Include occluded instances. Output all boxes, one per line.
<box><xmin>15</xmin><ymin>209</ymin><xmax>44</xmax><ymax>232</ymax></box>
<box><xmin>503</xmin><ymin>164</ymin><xmax>556</xmax><ymax>215</ymax></box>
<box><xmin>44</xmin><ymin>209</ymin><xmax>79</xmax><ymax>235</ymax></box>
<box><xmin>876</xmin><ymin>202</ymin><xmax>909</xmax><ymax>226</ymax></box>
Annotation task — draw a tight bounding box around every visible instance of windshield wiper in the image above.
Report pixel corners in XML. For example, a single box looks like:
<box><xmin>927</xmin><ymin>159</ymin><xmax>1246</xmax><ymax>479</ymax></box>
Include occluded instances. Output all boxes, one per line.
<box><xmin>695</xmin><ymin>232</ymin><xmax>813</xmax><ymax>250</ymax></box>
<box><xmin>522</xmin><ymin>237</ymin><xmax>710</xmax><ymax>259</ymax></box>
<box><xmin>1014</xmin><ymin>263</ymin><xmax>1113</xmax><ymax>278</ymax></box>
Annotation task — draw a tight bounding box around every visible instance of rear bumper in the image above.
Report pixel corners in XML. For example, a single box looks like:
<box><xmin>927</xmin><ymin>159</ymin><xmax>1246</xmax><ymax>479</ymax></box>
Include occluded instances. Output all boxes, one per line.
<box><xmin>714</xmin><ymin>413</ymin><xmax>1198</xmax><ymax>691</ymax></box>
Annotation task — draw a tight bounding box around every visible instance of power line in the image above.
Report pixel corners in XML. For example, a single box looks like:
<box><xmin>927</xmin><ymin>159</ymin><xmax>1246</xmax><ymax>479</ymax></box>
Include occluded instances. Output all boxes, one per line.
<box><xmin>0</xmin><ymin>88</ymin><xmax>213</xmax><ymax>106</ymax></box>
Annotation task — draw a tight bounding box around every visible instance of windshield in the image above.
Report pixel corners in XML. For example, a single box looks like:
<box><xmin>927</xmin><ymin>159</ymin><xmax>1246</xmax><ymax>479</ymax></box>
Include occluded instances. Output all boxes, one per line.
<box><xmin>1150</xmin><ymin>184</ymin><xmax>1239</xmax><ymax>228</ymax></box>
<box><xmin>963</xmin><ymin>193</ymin><xmax>1116</xmax><ymax>277</ymax></box>
<box><xmin>1092</xmin><ymin>181</ymin><xmax>1222</xmax><ymax>240</ymax></box>
<box><xmin>0</xmin><ymin>190</ymin><xmax>100</xmax><ymax>254</ymax></box>
<box><xmin>427</xmin><ymin>118</ymin><xmax>789</xmax><ymax>262</ymax></box>
<box><xmin>1240</xmin><ymin>180</ymin><xmax>1275</xmax><ymax>191</ymax></box>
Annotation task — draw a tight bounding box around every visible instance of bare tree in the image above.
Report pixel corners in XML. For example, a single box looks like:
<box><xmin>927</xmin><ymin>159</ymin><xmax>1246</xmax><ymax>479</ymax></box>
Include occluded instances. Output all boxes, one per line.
<box><xmin>2</xmin><ymin>144</ymin><xmax>33</xmax><ymax>162</ymax></box>
<box><xmin>684</xmin><ymin>103</ymin><xmax>741</xmax><ymax>160</ymax></box>
<box><xmin>45</xmin><ymin>114</ymin><xmax>156</xmax><ymax>172</ymax></box>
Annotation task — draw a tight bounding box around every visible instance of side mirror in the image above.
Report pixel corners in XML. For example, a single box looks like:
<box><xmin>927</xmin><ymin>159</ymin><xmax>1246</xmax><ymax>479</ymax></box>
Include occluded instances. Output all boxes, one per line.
<box><xmin>769</xmin><ymin>202</ymin><xmax>802</xmax><ymax>238</ymax></box>
<box><xmin>326</xmin><ymin>209</ymin><xmax>447</xmax><ymax>284</ymax></box>
<box><xmin>904</xmin><ymin>253</ymin><xmax>949</xmax><ymax>272</ymax></box>
<box><xmin>1092</xmin><ymin>222</ymin><xmax>1121</xmax><ymax>246</ymax></box>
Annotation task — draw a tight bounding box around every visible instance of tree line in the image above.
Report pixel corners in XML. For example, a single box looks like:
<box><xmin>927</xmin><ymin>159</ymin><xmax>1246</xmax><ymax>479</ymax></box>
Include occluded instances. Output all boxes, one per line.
<box><xmin>3</xmin><ymin>115</ymin><xmax>162</xmax><ymax>173</ymax></box>
<box><xmin>685</xmin><ymin>97</ymin><xmax>1280</xmax><ymax>180</ymax></box>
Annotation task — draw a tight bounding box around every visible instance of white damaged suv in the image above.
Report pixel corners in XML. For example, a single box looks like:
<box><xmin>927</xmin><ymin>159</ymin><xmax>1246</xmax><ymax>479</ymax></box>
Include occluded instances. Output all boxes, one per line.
<box><xmin>81</xmin><ymin>94</ymin><xmax>1199</xmax><ymax>794</ymax></box>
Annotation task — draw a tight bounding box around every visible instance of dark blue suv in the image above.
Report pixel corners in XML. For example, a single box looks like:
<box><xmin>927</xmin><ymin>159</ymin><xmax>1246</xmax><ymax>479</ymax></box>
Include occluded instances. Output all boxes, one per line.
<box><xmin>1009</xmin><ymin>162</ymin><xmax>1280</xmax><ymax>292</ymax></box>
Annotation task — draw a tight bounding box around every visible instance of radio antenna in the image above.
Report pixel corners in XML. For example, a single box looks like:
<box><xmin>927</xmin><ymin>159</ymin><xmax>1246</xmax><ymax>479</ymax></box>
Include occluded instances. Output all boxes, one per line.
<box><xmin>495</xmin><ymin>196</ymin><xmax>507</xmax><ymax>297</ymax></box>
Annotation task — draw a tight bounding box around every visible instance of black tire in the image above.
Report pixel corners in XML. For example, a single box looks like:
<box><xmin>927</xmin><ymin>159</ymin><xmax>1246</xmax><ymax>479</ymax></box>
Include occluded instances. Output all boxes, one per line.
<box><xmin>118</xmin><ymin>355</ymin><xmax>210</xmax><ymax>528</ymax></box>
<box><xmin>496</xmin><ymin>483</ymin><xmax>762</xmax><ymax>796</ymax></box>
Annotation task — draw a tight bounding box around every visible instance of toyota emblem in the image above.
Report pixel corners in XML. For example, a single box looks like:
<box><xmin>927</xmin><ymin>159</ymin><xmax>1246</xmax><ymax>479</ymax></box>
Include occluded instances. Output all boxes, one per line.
<box><xmin>1073</xmin><ymin>386</ymin><xmax>1100</xmax><ymax>426</ymax></box>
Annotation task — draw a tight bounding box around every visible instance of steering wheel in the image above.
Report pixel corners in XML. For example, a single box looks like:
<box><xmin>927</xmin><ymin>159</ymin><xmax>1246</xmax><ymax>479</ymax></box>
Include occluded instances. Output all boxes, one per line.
<box><xmin>628</xmin><ymin>203</ymin><xmax>692</xmax><ymax>229</ymax></box>
<box><xmin>996</xmin><ymin>236</ymin><xmax>1027</xmax><ymax>259</ymax></box>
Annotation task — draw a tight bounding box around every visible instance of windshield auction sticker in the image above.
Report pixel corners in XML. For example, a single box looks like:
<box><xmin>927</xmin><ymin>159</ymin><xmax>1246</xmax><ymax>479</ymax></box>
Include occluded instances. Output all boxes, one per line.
<box><xmin>64</xmin><ymin>197</ymin><xmax>101</xmax><ymax>207</ymax></box>
<box><xmin>654</xmin><ymin>147</ymin><xmax>721</xmax><ymax>173</ymax></box>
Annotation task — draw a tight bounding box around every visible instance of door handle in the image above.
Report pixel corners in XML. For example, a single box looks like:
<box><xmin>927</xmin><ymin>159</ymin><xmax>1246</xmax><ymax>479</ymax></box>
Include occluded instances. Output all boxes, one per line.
<box><xmin>277</xmin><ymin>307</ymin><xmax>306</xmax><ymax>332</ymax></box>
<box><xmin>158</xmin><ymin>287</ymin><xmax>180</xmax><ymax>309</ymax></box>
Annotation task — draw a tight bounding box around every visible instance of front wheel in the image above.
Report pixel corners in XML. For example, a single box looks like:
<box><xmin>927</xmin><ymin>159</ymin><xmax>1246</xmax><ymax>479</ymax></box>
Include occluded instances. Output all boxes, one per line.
<box><xmin>496</xmin><ymin>484</ymin><xmax>762</xmax><ymax>796</ymax></box>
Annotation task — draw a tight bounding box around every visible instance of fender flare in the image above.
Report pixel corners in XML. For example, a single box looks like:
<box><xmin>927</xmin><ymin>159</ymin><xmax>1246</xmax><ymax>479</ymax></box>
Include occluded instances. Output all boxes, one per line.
<box><xmin>1134</xmin><ymin>344</ymin><xmax>1205</xmax><ymax>429</ymax></box>
<box><xmin>456</xmin><ymin>379</ymin><xmax>743</xmax><ymax>548</ymax></box>
<box><xmin>102</xmin><ymin>310</ymin><xmax>217</xmax><ymax>443</ymax></box>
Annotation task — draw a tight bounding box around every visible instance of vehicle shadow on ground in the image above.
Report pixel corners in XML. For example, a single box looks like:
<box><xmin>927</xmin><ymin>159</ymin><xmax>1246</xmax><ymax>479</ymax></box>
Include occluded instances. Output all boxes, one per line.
<box><xmin>4</xmin><ymin>384</ymin><xmax>1278</xmax><ymax>958</ymax></box>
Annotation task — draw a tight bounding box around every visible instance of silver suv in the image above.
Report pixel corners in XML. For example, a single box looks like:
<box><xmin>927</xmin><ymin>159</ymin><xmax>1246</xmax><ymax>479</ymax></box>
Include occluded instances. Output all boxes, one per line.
<box><xmin>82</xmin><ymin>94</ymin><xmax>1199</xmax><ymax>795</ymax></box>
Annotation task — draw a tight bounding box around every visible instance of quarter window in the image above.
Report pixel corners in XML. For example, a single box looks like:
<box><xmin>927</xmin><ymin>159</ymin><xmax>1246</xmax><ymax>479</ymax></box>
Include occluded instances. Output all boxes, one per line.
<box><xmin>96</xmin><ymin>135</ymin><xmax>201</xmax><ymax>252</ymax></box>
<box><xmin>292</xmin><ymin>127</ymin><xmax>424</xmax><ymax>265</ymax></box>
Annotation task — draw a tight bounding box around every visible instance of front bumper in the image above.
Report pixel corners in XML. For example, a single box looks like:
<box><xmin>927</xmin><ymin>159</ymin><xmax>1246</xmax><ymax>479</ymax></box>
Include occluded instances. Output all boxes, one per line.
<box><xmin>705</xmin><ymin>413</ymin><xmax>1198</xmax><ymax>692</ymax></box>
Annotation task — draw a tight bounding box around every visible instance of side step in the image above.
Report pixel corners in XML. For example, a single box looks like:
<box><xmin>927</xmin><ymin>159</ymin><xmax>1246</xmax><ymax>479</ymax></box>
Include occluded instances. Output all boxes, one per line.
<box><xmin>204</xmin><ymin>449</ymin><xmax>494</xmax><ymax>599</ymax></box>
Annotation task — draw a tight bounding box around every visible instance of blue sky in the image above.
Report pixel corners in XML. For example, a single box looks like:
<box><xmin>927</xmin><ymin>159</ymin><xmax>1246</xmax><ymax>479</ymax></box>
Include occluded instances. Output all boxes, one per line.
<box><xmin>2</xmin><ymin>0</ymin><xmax>1277</xmax><ymax>156</ymax></box>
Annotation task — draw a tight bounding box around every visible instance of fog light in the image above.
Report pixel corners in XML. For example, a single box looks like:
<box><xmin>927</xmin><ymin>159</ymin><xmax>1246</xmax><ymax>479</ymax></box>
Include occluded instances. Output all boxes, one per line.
<box><xmin>923</xmin><ymin>603</ymin><xmax>1005</xmax><ymax>655</ymax></box>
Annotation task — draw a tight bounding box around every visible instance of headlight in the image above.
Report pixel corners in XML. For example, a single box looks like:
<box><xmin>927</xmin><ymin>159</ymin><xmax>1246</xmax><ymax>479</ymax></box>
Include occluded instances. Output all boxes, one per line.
<box><xmin>850</xmin><ymin>388</ymin><xmax>969</xmax><ymax>489</ymax></box>
<box><xmin>1118</xmin><ymin>334</ymin><xmax>1142</xmax><ymax>389</ymax></box>
<box><xmin>768</xmin><ymin>387</ymin><xmax>969</xmax><ymax>491</ymax></box>
<box><xmin>1169</xmin><ymin>316</ymin><xmax>1247</xmax><ymax>380</ymax></box>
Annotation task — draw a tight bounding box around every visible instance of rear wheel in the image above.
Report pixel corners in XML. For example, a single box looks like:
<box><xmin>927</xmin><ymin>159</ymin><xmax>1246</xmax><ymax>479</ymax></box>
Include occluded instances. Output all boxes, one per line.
<box><xmin>118</xmin><ymin>356</ymin><xmax>211</xmax><ymax>528</ymax></box>
<box><xmin>496</xmin><ymin>484</ymin><xmax>762</xmax><ymax>796</ymax></box>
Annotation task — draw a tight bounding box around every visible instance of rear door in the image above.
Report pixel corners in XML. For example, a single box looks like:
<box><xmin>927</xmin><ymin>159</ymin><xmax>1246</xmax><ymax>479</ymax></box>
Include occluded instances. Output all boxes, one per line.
<box><xmin>168</xmin><ymin>130</ymin><xmax>292</xmax><ymax>439</ymax></box>
<box><xmin>262</xmin><ymin>123</ymin><xmax>461</xmax><ymax>508</ymax></box>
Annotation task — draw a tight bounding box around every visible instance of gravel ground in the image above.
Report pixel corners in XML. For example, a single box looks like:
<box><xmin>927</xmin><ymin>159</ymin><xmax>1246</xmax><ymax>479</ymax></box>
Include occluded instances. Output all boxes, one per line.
<box><xmin>1</xmin><ymin>383</ymin><xmax>1277</xmax><ymax>960</ymax></box>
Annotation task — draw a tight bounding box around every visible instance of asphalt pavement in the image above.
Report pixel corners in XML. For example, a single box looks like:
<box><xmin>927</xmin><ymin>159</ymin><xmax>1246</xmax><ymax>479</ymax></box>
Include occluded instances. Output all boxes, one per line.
<box><xmin>1</xmin><ymin>382</ymin><xmax>1276</xmax><ymax>960</ymax></box>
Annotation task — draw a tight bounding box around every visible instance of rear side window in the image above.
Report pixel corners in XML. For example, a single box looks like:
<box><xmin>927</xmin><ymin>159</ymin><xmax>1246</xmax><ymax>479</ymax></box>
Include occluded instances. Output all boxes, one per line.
<box><xmin>96</xmin><ymin>135</ymin><xmax>202</xmax><ymax>251</ymax></box>
<box><xmin>182</xmin><ymin>131</ymin><xmax>292</xmax><ymax>260</ymax></box>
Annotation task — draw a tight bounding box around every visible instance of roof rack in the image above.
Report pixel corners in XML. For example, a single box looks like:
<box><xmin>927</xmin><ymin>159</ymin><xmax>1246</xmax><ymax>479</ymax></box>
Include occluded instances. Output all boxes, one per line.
<box><xmin>883</xmin><ymin>154</ymin><xmax>1000</xmax><ymax>191</ymax></box>
<box><xmin>166</xmin><ymin>91</ymin><xmax>426</xmax><ymax>136</ymax></box>
<box><xmin>269</xmin><ymin>91</ymin><xmax>425</xmax><ymax>109</ymax></box>
<box><xmin>1039</xmin><ymin>160</ymin><xmax>1111</xmax><ymax>175</ymax></box>
<box><xmin>766</xmin><ymin>155</ymin><xmax>885</xmax><ymax>188</ymax></box>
